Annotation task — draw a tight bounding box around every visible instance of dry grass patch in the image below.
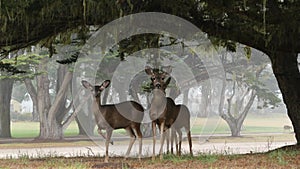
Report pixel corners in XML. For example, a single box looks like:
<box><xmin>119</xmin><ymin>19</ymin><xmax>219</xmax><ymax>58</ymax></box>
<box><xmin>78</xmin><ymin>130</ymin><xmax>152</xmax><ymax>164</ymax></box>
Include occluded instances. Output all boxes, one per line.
<box><xmin>0</xmin><ymin>146</ymin><xmax>299</xmax><ymax>169</ymax></box>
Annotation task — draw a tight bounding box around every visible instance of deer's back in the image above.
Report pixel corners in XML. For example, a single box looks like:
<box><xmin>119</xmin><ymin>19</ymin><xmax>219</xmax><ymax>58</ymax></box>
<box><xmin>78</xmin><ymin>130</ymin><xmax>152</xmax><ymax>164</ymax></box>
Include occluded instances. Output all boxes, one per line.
<box><xmin>96</xmin><ymin>101</ymin><xmax>144</xmax><ymax>129</ymax></box>
<box><xmin>173</xmin><ymin>104</ymin><xmax>190</xmax><ymax>129</ymax></box>
<box><xmin>164</xmin><ymin>97</ymin><xmax>179</xmax><ymax>129</ymax></box>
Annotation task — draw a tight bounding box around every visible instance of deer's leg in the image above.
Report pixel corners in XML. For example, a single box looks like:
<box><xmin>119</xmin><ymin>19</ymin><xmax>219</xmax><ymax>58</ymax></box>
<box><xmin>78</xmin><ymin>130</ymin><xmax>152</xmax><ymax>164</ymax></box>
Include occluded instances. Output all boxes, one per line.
<box><xmin>98</xmin><ymin>128</ymin><xmax>113</xmax><ymax>145</ymax></box>
<box><xmin>170</xmin><ymin>127</ymin><xmax>177</xmax><ymax>155</ymax></box>
<box><xmin>177</xmin><ymin>129</ymin><xmax>182</xmax><ymax>156</ymax></box>
<box><xmin>152</xmin><ymin>121</ymin><xmax>156</xmax><ymax>161</ymax></box>
<box><xmin>166</xmin><ymin>129</ymin><xmax>170</xmax><ymax>154</ymax></box>
<box><xmin>159</xmin><ymin>121</ymin><xmax>166</xmax><ymax>160</ymax></box>
<box><xmin>104</xmin><ymin>129</ymin><xmax>113</xmax><ymax>163</ymax></box>
<box><xmin>135</xmin><ymin>124</ymin><xmax>143</xmax><ymax>160</ymax></box>
<box><xmin>186</xmin><ymin>129</ymin><xmax>193</xmax><ymax>156</ymax></box>
<box><xmin>124</xmin><ymin>127</ymin><xmax>136</xmax><ymax>160</ymax></box>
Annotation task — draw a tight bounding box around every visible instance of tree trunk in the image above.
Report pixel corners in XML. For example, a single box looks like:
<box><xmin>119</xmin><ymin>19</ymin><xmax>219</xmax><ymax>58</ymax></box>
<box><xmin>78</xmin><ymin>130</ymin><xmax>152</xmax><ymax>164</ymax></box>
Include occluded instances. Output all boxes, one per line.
<box><xmin>219</xmin><ymin>76</ymin><xmax>257</xmax><ymax>137</ymax></box>
<box><xmin>24</xmin><ymin>79</ymin><xmax>39</xmax><ymax>121</ymax></box>
<box><xmin>200</xmin><ymin>81</ymin><xmax>211</xmax><ymax>117</ymax></box>
<box><xmin>227</xmin><ymin>120</ymin><xmax>242</xmax><ymax>137</ymax></box>
<box><xmin>45</xmin><ymin>70</ymin><xmax>72</xmax><ymax>140</ymax></box>
<box><xmin>269</xmin><ymin>52</ymin><xmax>300</xmax><ymax>144</ymax></box>
<box><xmin>76</xmin><ymin>100</ymin><xmax>95</xmax><ymax>136</ymax></box>
<box><xmin>183</xmin><ymin>90</ymin><xmax>189</xmax><ymax>105</ymax></box>
<box><xmin>54</xmin><ymin>65</ymin><xmax>72</xmax><ymax>124</ymax></box>
<box><xmin>0</xmin><ymin>78</ymin><xmax>14</xmax><ymax>138</ymax></box>
<box><xmin>36</xmin><ymin>68</ymin><xmax>52</xmax><ymax>139</ymax></box>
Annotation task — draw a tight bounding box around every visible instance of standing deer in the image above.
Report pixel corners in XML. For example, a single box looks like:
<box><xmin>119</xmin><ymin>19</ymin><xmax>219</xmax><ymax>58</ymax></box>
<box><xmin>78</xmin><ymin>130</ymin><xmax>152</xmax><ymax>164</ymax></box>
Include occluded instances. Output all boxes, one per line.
<box><xmin>81</xmin><ymin>80</ymin><xmax>144</xmax><ymax>162</ymax></box>
<box><xmin>170</xmin><ymin>104</ymin><xmax>192</xmax><ymax>156</ymax></box>
<box><xmin>145</xmin><ymin>66</ymin><xmax>192</xmax><ymax>160</ymax></box>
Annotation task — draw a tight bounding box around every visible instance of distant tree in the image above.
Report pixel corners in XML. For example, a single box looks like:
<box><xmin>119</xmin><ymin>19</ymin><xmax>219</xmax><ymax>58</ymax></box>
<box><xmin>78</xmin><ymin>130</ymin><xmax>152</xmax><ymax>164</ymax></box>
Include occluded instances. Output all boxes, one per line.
<box><xmin>0</xmin><ymin>78</ymin><xmax>13</xmax><ymax>138</ymax></box>
<box><xmin>218</xmin><ymin>47</ymin><xmax>280</xmax><ymax>136</ymax></box>
<box><xmin>0</xmin><ymin>51</ymin><xmax>42</xmax><ymax>137</ymax></box>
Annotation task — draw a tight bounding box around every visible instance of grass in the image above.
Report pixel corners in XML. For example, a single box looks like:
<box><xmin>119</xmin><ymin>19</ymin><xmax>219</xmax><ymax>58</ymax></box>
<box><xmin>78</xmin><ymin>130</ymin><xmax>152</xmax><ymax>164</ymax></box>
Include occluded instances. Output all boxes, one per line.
<box><xmin>9</xmin><ymin>113</ymin><xmax>292</xmax><ymax>138</ymax></box>
<box><xmin>190</xmin><ymin>113</ymin><xmax>292</xmax><ymax>135</ymax></box>
<box><xmin>11</xmin><ymin>121</ymin><xmax>40</xmax><ymax>138</ymax></box>
<box><xmin>10</xmin><ymin>121</ymin><xmax>127</xmax><ymax>138</ymax></box>
<box><xmin>1</xmin><ymin>113</ymin><xmax>296</xmax><ymax>168</ymax></box>
<box><xmin>0</xmin><ymin>148</ymin><xmax>300</xmax><ymax>168</ymax></box>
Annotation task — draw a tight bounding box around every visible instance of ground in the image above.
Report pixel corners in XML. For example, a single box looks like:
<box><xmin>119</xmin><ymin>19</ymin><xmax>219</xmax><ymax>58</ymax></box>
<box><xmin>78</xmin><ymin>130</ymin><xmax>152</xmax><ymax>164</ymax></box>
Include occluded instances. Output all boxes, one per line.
<box><xmin>0</xmin><ymin>134</ymin><xmax>298</xmax><ymax>168</ymax></box>
<box><xmin>0</xmin><ymin>147</ymin><xmax>300</xmax><ymax>169</ymax></box>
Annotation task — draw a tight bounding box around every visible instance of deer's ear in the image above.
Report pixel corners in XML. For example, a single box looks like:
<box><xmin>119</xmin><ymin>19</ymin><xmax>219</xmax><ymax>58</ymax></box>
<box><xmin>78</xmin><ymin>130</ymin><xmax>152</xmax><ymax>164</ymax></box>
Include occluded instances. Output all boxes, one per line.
<box><xmin>164</xmin><ymin>77</ymin><xmax>171</xmax><ymax>88</ymax></box>
<box><xmin>145</xmin><ymin>66</ymin><xmax>153</xmax><ymax>75</ymax></box>
<box><xmin>101</xmin><ymin>80</ymin><xmax>111</xmax><ymax>88</ymax></box>
<box><xmin>81</xmin><ymin>80</ymin><xmax>93</xmax><ymax>90</ymax></box>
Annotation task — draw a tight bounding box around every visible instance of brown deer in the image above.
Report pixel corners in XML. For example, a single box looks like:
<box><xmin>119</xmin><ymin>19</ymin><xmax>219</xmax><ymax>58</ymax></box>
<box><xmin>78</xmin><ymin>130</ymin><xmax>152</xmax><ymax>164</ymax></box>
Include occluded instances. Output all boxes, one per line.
<box><xmin>170</xmin><ymin>104</ymin><xmax>192</xmax><ymax>156</ymax></box>
<box><xmin>145</xmin><ymin>66</ymin><xmax>192</xmax><ymax>160</ymax></box>
<box><xmin>81</xmin><ymin>80</ymin><xmax>144</xmax><ymax>162</ymax></box>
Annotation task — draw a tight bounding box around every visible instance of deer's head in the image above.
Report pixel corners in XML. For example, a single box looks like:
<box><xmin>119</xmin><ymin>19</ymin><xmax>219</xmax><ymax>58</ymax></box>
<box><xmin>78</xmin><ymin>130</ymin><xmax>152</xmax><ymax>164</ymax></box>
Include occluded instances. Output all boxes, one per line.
<box><xmin>81</xmin><ymin>80</ymin><xmax>110</xmax><ymax>97</ymax></box>
<box><xmin>145</xmin><ymin>66</ymin><xmax>172</xmax><ymax>92</ymax></box>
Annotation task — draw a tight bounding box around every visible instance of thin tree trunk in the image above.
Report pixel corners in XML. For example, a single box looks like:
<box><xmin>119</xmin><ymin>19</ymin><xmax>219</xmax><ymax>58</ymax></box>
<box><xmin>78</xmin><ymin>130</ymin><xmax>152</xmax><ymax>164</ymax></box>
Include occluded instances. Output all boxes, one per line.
<box><xmin>269</xmin><ymin>52</ymin><xmax>300</xmax><ymax>144</ymax></box>
<box><xmin>37</xmin><ymin>71</ymin><xmax>51</xmax><ymax>139</ymax></box>
<box><xmin>0</xmin><ymin>78</ymin><xmax>14</xmax><ymax>138</ymax></box>
<box><xmin>46</xmin><ymin>71</ymin><xmax>72</xmax><ymax>139</ymax></box>
<box><xmin>200</xmin><ymin>81</ymin><xmax>211</xmax><ymax>117</ymax></box>
<box><xmin>24</xmin><ymin>79</ymin><xmax>39</xmax><ymax>121</ymax></box>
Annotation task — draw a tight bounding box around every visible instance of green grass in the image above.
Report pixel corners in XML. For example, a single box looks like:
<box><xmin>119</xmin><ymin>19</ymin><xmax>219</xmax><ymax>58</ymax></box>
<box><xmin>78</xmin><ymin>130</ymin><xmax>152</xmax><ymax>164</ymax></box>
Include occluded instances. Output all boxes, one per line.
<box><xmin>11</xmin><ymin>121</ymin><xmax>129</xmax><ymax>138</ymax></box>
<box><xmin>190</xmin><ymin>113</ymin><xmax>291</xmax><ymax>135</ymax></box>
<box><xmin>10</xmin><ymin>113</ymin><xmax>292</xmax><ymax>138</ymax></box>
<box><xmin>11</xmin><ymin>121</ymin><xmax>40</xmax><ymax>138</ymax></box>
<box><xmin>11</xmin><ymin>121</ymin><xmax>79</xmax><ymax>138</ymax></box>
<box><xmin>1</xmin><ymin>149</ymin><xmax>300</xmax><ymax>169</ymax></box>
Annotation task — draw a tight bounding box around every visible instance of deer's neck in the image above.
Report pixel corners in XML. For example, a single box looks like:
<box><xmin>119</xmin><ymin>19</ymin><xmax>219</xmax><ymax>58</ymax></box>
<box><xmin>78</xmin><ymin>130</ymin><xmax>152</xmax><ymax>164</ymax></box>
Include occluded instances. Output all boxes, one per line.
<box><xmin>93</xmin><ymin>95</ymin><xmax>109</xmax><ymax>129</ymax></box>
<box><xmin>150</xmin><ymin>89</ymin><xmax>167</xmax><ymax>120</ymax></box>
<box><xmin>94</xmin><ymin>95</ymin><xmax>104</xmax><ymax>112</ymax></box>
<box><xmin>152</xmin><ymin>89</ymin><xmax>166</xmax><ymax>102</ymax></box>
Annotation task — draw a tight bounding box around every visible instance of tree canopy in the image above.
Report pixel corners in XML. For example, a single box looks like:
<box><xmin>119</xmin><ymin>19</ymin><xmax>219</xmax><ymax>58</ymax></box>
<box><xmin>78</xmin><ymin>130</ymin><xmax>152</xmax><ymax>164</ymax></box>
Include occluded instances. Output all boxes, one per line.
<box><xmin>1</xmin><ymin>0</ymin><xmax>300</xmax><ymax>143</ymax></box>
<box><xmin>1</xmin><ymin>0</ymin><xmax>300</xmax><ymax>57</ymax></box>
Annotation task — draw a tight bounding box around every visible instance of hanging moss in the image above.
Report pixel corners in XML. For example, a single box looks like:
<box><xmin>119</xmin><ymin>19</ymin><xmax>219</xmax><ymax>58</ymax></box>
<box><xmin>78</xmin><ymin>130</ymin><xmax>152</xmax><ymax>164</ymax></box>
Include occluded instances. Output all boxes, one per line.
<box><xmin>0</xmin><ymin>0</ymin><xmax>300</xmax><ymax>59</ymax></box>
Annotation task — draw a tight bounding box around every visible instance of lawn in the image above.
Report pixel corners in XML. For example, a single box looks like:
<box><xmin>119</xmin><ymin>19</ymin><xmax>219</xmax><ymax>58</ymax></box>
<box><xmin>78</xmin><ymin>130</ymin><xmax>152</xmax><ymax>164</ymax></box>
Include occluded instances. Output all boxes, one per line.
<box><xmin>0</xmin><ymin>146</ymin><xmax>299</xmax><ymax>169</ymax></box>
<box><xmin>190</xmin><ymin>113</ymin><xmax>292</xmax><ymax>135</ymax></box>
<box><xmin>2</xmin><ymin>113</ymin><xmax>297</xmax><ymax>169</ymax></box>
<box><xmin>10</xmin><ymin>113</ymin><xmax>292</xmax><ymax>138</ymax></box>
<box><xmin>10</xmin><ymin>121</ymin><xmax>79</xmax><ymax>138</ymax></box>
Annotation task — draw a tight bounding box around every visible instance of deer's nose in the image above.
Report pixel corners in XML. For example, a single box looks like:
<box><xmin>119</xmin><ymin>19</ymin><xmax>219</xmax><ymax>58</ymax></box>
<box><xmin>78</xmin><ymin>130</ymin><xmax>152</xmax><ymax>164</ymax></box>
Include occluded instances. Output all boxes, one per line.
<box><xmin>155</xmin><ymin>84</ymin><xmax>161</xmax><ymax>89</ymax></box>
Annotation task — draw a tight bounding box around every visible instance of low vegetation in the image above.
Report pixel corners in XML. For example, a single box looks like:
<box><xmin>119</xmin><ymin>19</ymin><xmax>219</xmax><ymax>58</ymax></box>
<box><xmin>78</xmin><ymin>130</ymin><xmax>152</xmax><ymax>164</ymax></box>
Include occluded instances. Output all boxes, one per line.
<box><xmin>1</xmin><ymin>113</ymin><xmax>295</xmax><ymax>168</ymax></box>
<box><xmin>10</xmin><ymin>113</ymin><xmax>292</xmax><ymax>138</ymax></box>
<box><xmin>0</xmin><ymin>147</ymin><xmax>299</xmax><ymax>169</ymax></box>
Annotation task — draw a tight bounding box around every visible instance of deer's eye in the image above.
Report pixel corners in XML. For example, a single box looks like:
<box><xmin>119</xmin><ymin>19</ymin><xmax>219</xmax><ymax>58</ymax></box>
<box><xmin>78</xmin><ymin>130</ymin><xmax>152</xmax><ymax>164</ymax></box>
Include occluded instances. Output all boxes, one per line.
<box><xmin>151</xmin><ymin>77</ymin><xmax>155</xmax><ymax>81</ymax></box>
<box><xmin>161</xmin><ymin>77</ymin><xmax>165</xmax><ymax>80</ymax></box>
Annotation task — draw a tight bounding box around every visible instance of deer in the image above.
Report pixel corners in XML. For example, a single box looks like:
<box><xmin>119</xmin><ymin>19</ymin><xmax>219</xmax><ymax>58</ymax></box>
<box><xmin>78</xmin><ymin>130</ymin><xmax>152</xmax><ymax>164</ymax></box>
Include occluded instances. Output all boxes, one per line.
<box><xmin>81</xmin><ymin>80</ymin><xmax>144</xmax><ymax>162</ymax></box>
<box><xmin>170</xmin><ymin>104</ymin><xmax>192</xmax><ymax>156</ymax></box>
<box><xmin>145</xmin><ymin>66</ymin><xmax>192</xmax><ymax>160</ymax></box>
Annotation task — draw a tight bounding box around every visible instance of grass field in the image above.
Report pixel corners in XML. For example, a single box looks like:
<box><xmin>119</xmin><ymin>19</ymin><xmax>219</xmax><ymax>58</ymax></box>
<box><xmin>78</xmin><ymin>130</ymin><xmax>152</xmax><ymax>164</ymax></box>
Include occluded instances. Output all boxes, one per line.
<box><xmin>191</xmin><ymin>113</ymin><xmax>292</xmax><ymax>135</ymax></box>
<box><xmin>10</xmin><ymin>113</ymin><xmax>292</xmax><ymax>138</ymax></box>
<box><xmin>10</xmin><ymin>121</ymin><xmax>79</xmax><ymax>138</ymax></box>
<box><xmin>0</xmin><ymin>147</ymin><xmax>299</xmax><ymax>168</ymax></box>
<box><xmin>2</xmin><ymin>113</ymin><xmax>297</xmax><ymax>169</ymax></box>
